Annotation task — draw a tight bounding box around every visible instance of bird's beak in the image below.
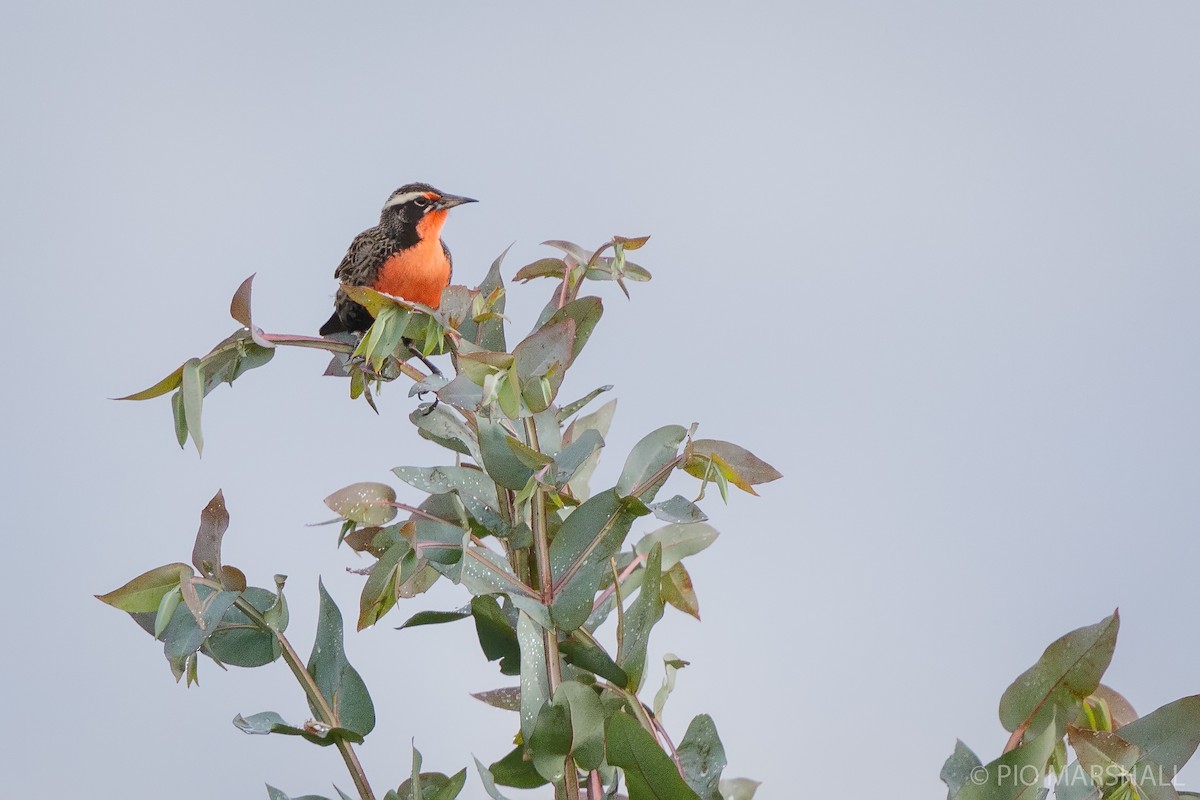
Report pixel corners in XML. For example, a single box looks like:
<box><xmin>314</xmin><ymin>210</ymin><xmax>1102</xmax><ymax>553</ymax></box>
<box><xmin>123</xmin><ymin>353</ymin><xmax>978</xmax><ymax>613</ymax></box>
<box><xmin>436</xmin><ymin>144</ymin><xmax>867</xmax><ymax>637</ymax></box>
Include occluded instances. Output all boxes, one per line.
<box><xmin>433</xmin><ymin>193</ymin><xmax>478</xmax><ymax>211</ymax></box>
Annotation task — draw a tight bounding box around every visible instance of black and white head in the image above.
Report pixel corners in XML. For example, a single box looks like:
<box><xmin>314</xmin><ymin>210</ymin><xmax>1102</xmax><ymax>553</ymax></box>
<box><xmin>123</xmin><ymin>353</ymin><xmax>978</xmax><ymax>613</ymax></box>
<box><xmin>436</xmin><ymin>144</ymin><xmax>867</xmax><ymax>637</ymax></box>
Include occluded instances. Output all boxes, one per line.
<box><xmin>379</xmin><ymin>182</ymin><xmax>477</xmax><ymax>234</ymax></box>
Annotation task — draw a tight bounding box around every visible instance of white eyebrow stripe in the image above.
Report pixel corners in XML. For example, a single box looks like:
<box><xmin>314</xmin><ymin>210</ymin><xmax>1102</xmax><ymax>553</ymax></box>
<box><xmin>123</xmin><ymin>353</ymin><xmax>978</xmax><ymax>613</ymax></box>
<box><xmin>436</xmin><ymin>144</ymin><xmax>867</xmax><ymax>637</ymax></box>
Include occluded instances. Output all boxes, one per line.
<box><xmin>382</xmin><ymin>191</ymin><xmax>433</xmax><ymax>210</ymax></box>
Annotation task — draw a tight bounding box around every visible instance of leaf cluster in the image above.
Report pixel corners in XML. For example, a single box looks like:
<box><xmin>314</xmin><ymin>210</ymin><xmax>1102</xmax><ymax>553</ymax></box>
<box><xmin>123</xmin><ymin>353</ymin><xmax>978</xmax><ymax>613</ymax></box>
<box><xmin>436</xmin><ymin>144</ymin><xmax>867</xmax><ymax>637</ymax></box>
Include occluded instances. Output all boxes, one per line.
<box><xmin>942</xmin><ymin>611</ymin><xmax>1200</xmax><ymax>800</ymax></box>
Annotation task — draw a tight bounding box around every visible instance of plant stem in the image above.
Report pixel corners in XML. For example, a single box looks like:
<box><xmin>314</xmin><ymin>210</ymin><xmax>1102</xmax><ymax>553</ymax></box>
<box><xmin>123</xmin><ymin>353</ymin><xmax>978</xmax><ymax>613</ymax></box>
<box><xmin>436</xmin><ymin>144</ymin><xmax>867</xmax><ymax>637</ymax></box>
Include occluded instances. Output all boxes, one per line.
<box><xmin>233</xmin><ymin>597</ymin><xmax>376</xmax><ymax>800</ymax></box>
<box><xmin>523</xmin><ymin>417</ymin><xmax>579</xmax><ymax>800</ymax></box>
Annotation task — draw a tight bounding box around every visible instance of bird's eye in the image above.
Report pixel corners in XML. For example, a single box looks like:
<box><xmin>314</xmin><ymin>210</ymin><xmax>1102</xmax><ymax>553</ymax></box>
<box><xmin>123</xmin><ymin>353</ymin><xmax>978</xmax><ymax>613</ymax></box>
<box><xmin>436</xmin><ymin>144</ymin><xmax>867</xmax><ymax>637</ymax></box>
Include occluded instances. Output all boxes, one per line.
<box><xmin>414</xmin><ymin>197</ymin><xmax>430</xmax><ymax>208</ymax></box>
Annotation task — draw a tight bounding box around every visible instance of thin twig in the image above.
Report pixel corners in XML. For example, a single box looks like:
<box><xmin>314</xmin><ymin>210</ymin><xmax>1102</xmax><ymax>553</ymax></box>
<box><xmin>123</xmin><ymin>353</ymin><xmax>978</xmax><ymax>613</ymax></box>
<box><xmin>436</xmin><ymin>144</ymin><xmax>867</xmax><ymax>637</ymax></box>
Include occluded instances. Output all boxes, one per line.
<box><xmin>232</xmin><ymin>596</ymin><xmax>376</xmax><ymax>800</ymax></box>
<box><xmin>593</xmin><ymin>552</ymin><xmax>646</xmax><ymax>613</ymax></box>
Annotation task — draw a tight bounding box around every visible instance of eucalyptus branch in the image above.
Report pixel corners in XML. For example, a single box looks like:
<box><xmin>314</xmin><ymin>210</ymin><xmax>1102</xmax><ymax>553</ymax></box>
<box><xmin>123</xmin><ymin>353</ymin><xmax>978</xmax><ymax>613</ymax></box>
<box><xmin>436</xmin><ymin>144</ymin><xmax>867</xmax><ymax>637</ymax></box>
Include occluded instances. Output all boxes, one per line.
<box><xmin>231</xmin><ymin>596</ymin><xmax>376</xmax><ymax>800</ymax></box>
<box><xmin>104</xmin><ymin>238</ymin><xmax>781</xmax><ymax>800</ymax></box>
<box><xmin>523</xmin><ymin>416</ymin><xmax>579</xmax><ymax>800</ymax></box>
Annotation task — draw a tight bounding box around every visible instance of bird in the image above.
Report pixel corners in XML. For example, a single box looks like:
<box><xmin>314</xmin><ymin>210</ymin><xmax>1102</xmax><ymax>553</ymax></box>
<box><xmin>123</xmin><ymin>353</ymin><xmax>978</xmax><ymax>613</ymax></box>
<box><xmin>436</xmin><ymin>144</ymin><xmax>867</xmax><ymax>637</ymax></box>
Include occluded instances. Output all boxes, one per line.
<box><xmin>319</xmin><ymin>182</ymin><xmax>477</xmax><ymax>338</ymax></box>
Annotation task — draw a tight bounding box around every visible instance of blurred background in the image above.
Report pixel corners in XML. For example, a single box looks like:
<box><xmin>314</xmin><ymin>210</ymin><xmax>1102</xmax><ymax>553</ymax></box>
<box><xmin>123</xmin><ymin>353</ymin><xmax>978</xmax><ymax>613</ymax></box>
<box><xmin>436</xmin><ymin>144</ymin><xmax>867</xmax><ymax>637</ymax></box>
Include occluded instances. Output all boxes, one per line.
<box><xmin>3</xmin><ymin>2</ymin><xmax>1198</xmax><ymax>797</ymax></box>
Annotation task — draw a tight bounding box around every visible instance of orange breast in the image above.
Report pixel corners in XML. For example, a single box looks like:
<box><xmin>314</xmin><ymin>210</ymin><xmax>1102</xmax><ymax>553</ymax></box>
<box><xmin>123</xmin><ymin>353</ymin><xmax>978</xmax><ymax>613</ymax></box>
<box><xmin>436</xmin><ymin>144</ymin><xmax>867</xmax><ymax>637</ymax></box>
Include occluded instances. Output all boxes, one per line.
<box><xmin>375</xmin><ymin>233</ymin><xmax>451</xmax><ymax>308</ymax></box>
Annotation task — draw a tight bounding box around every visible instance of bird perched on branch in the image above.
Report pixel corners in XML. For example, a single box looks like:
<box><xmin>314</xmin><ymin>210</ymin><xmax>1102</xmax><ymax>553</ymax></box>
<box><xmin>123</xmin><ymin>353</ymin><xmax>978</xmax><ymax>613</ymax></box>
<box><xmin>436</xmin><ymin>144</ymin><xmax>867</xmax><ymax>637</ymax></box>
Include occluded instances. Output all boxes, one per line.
<box><xmin>319</xmin><ymin>182</ymin><xmax>477</xmax><ymax>337</ymax></box>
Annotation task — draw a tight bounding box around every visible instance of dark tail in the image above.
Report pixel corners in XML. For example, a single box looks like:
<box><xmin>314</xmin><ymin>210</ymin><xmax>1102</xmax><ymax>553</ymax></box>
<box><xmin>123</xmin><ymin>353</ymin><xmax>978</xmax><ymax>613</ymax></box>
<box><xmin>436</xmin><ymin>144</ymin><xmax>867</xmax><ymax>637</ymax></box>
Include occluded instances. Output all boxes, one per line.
<box><xmin>319</xmin><ymin>311</ymin><xmax>346</xmax><ymax>336</ymax></box>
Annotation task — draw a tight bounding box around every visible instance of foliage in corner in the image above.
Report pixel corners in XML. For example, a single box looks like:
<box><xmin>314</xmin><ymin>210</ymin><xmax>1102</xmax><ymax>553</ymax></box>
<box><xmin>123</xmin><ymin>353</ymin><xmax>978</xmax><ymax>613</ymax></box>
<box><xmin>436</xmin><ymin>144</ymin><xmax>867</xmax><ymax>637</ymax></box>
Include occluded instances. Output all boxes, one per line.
<box><xmin>942</xmin><ymin>611</ymin><xmax>1200</xmax><ymax>800</ymax></box>
<box><xmin>100</xmin><ymin>234</ymin><xmax>781</xmax><ymax>800</ymax></box>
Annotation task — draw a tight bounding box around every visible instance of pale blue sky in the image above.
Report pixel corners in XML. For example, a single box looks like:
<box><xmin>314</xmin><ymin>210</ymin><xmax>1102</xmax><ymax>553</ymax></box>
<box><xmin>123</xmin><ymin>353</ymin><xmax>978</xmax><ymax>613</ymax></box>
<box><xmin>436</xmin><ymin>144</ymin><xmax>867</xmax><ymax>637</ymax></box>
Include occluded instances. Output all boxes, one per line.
<box><xmin>3</xmin><ymin>3</ymin><xmax>1199</xmax><ymax>798</ymax></box>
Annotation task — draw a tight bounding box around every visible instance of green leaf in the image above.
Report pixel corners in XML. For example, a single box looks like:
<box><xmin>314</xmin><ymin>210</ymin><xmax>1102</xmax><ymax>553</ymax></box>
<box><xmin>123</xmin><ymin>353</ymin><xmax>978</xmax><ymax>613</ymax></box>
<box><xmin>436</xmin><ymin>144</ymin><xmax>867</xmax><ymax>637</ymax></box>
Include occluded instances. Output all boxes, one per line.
<box><xmin>1065</xmin><ymin>726</ymin><xmax>1154</xmax><ymax>799</ymax></box>
<box><xmin>396</xmin><ymin>609</ymin><xmax>472</xmax><ymax>631</ymax></box>
<box><xmin>411</xmin><ymin>406</ymin><xmax>481</xmax><ymax>463</ymax></box>
<box><xmin>529</xmin><ymin>701</ymin><xmax>572</xmax><ymax>782</ymax></box>
<box><xmin>470</xmin><ymin>687</ymin><xmax>522</xmax><ymax>712</ymax></box>
<box><xmin>471</xmin><ymin>595</ymin><xmax>521</xmax><ymax>676</ymax></box>
<box><xmin>474</xmin><ymin>757</ymin><xmax>517</xmax><ymax>800</ymax></box>
<box><xmin>325</xmin><ymin>482</ymin><xmax>398</xmax><ymax>527</ymax></box>
<box><xmin>436</xmin><ymin>374</ymin><xmax>485</xmax><ymax>412</ymax></box>
<box><xmin>717</xmin><ymin>779</ymin><xmax>760</xmax><ymax>800</ymax></box>
<box><xmin>161</xmin><ymin>585</ymin><xmax>240</xmax><ymax>674</ymax></box>
<box><xmin>234</xmin><ymin>710</ymin><xmax>363</xmax><ymax>747</ymax></box>
<box><xmin>229</xmin><ymin>274</ymin><xmax>274</xmax><ymax>349</ymax></box>
<box><xmin>560</xmin><ymin>632</ymin><xmax>629</xmax><ymax>687</ymax></box>
<box><xmin>459</xmin><ymin>545</ymin><xmax>545</xmax><ymax>624</ymax></box>
<box><xmin>395</xmin><ymin>766</ymin><xmax>467</xmax><ymax>800</ymax></box>
<box><xmin>1119</xmin><ymin>695</ymin><xmax>1200</xmax><ymax>783</ymax></box>
<box><xmin>469</xmin><ymin>248</ymin><xmax>509</xmax><ymax>352</ymax></box>
<box><xmin>539</xmin><ymin>297</ymin><xmax>603</xmax><ymax>367</ymax></box>
<box><xmin>427</xmin><ymin>769</ymin><xmax>467</xmax><ymax>800</ymax></box>
<box><xmin>1089</xmin><ymin>684</ymin><xmax>1139</xmax><ymax>728</ymax></box>
<box><xmin>392</xmin><ymin>466</ymin><xmax>509</xmax><ymax>537</ymax></box>
<box><xmin>97</xmin><ymin>562</ymin><xmax>194</xmax><ymax>613</ymax></box>
<box><xmin>171</xmin><ymin>390</ymin><xmax>188</xmax><ymax>447</ymax></box>
<box><xmin>119</xmin><ymin>328</ymin><xmax>275</xmax><ymax>408</ymax></box>
<box><xmin>564</xmin><ymin>399</ymin><xmax>617</xmax><ymax>500</ymax></box>
<box><xmin>557</xmin><ymin>385</ymin><xmax>613</xmax><ymax>421</ymax></box>
<box><xmin>358</xmin><ymin>538</ymin><xmax>410</xmax><ymax>630</ymax></box>
<box><xmin>613</xmin><ymin>234</ymin><xmax>651</xmax><ymax>251</ymax></box>
<box><xmin>941</xmin><ymin>741</ymin><xmax>984</xmax><ymax>800</ymax></box>
<box><xmin>507</xmin><ymin>435</ymin><xmax>555</xmax><ymax>472</ymax></box>
<box><xmin>478</xmin><ymin>415</ymin><xmax>535</xmax><ymax>490</ymax></box>
<box><xmin>661</xmin><ymin>563</ymin><xmax>700</xmax><ymax>620</ymax></box>
<box><xmin>677</xmin><ymin>714</ymin><xmax>726</xmax><ymax>800</ymax></box>
<box><xmin>117</xmin><ymin>364</ymin><xmax>185</xmax><ymax>401</ymax></box>
<box><xmin>955</xmin><ymin>718</ymin><xmax>1058</xmax><ymax>800</ymax></box>
<box><xmin>618</xmin><ymin>543</ymin><xmax>664</xmax><ymax>691</ymax></box>
<box><xmin>517</xmin><ymin>610</ymin><xmax>550</xmax><ymax>745</ymax></box>
<box><xmin>542</xmin><ymin>239</ymin><xmax>591</xmax><ymax>263</ymax></box>
<box><xmin>488</xmin><ymin>745</ymin><xmax>549</xmax><ymax>789</ymax></box>
<box><xmin>653</xmin><ymin>654</ymin><xmax>689</xmax><ymax>719</ymax></box>
<box><xmin>617</xmin><ymin>425</ymin><xmax>686</xmax><ymax>502</ymax></box>
<box><xmin>1052</xmin><ymin>761</ymin><xmax>1101</xmax><ymax>800</ymax></box>
<box><xmin>605</xmin><ymin>712</ymin><xmax>701</xmax><ymax>800</ymax></box>
<box><xmin>514</xmin><ymin>257</ymin><xmax>568</xmax><ymax>282</ymax></box>
<box><xmin>154</xmin><ymin>587</ymin><xmax>183</xmax><ymax>637</ymax></box>
<box><xmin>635</xmin><ymin>523</ymin><xmax>720</xmax><ymax>571</ymax></box>
<box><xmin>683</xmin><ymin>440</ymin><xmax>781</xmax><ymax>494</ymax></box>
<box><xmin>181</xmin><ymin>357</ymin><xmax>205</xmax><ymax>455</ymax></box>
<box><xmin>549</xmin><ymin>489</ymin><xmax>649</xmax><ymax>631</ymax></box>
<box><xmin>555</xmin><ymin>681</ymin><xmax>606</xmax><ymax>770</ymax></box>
<box><xmin>512</xmin><ymin>319</ymin><xmax>575</xmax><ymax>413</ymax></box>
<box><xmin>207</xmin><ymin>587</ymin><xmax>284</xmax><ymax>667</ymax></box>
<box><xmin>308</xmin><ymin>580</ymin><xmax>375</xmax><ymax>737</ymax></box>
<box><xmin>650</xmin><ymin>495</ymin><xmax>708</xmax><ymax>524</ymax></box>
<box><xmin>999</xmin><ymin>612</ymin><xmax>1119</xmax><ymax>736</ymax></box>
<box><xmin>554</xmin><ymin>429</ymin><xmax>604</xmax><ymax>489</ymax></box>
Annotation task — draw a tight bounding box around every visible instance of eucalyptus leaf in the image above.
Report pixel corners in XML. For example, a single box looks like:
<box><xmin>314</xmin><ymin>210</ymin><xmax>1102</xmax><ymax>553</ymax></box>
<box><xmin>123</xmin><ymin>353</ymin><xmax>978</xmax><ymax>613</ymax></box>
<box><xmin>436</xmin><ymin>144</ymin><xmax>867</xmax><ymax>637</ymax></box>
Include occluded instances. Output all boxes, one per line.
<box><xmin>549</xmin><ymin>489</ymin><xmax>649</xmax><ymax>632</ymax></box>
<box><xmin>488</xmin><ymin>745</ymin><xmax>549</xmax><ymax>789</ymax></box>
<box><xmin>96</xmin><ymin>562</ymin><xmax>194</xmax><ymax>614</ymax></box>
<box><xmin>324</xmin><ymin>482</ymin><xmax>398</xmax><ymax>527</ymax></box>
<box><xmin>617</xmin><ymin>425</ymin><xmax>686</xmax><ymax>502</ymax></box>
<box><xmin>955</xmin><ymin>719</ymin><xmax>1058</xmax><ymax>800</ymax></box>
<box><xmin>618</xmin><ymin>543</ymin><xmax>664</xmax><ymax>691</ymax></box>
<box><xmin>606</xmin><ymin>712</ymin><xmax>701</xmax><ymax>800</ymax></box>
<box><xmin>207</xmin><ymin>587</ymin><xmax>283</xmax><ymax>667</ymax></box>
<box><xmin>999</xmin><ymin>612</ymin><xmax>1119</xmax><ymax>735</ymax></box>
<box><xmin>190</xmin><ymin>490</ymin><xmax>230</xmax><ymax>580</ymax></box>
<box><xmin>677</xmin><ymin>714</ymin><xmax>726</xmax><ymax>800</ymax></box>
<box><xmin>517</xmin><ymin>611</ymin><xmax>549</xmax><ymax>745</ymax></box>
<box><xmin>308</xmin><ymin>580</ymin><xmax>375</xmax><ymax>737</ymax></box>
